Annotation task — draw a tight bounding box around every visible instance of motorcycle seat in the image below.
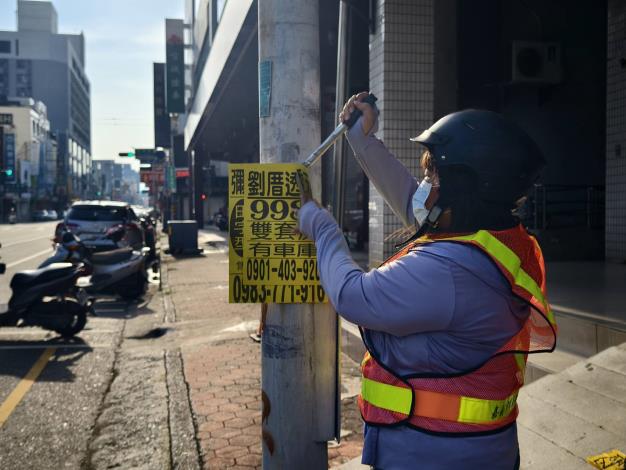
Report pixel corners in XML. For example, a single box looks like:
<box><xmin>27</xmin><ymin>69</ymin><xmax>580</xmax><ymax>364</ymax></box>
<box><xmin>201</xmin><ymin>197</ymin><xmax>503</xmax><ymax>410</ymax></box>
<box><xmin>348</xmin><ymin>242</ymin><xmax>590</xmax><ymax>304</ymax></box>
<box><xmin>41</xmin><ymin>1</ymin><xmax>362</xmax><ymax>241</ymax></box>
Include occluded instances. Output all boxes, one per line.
<box><xmin>10</xmin><ymin>263</ymin><xmax>75</xmax><ymax>290</ymax></box>
<box><xmin>90</xmin><ymin>247</ymin><xmax>134</xmax><ymax>265</ymax></box>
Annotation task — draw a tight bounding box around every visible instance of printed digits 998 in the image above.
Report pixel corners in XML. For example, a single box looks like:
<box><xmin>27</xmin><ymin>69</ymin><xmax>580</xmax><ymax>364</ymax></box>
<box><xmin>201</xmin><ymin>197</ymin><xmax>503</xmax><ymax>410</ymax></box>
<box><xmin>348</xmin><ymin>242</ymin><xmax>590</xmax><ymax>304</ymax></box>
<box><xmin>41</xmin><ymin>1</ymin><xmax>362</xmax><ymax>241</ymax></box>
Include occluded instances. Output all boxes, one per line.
<box><xmin>250</xmin><ymin>199</ymin><xmax>291</xmax><ymax>221</ymax></box>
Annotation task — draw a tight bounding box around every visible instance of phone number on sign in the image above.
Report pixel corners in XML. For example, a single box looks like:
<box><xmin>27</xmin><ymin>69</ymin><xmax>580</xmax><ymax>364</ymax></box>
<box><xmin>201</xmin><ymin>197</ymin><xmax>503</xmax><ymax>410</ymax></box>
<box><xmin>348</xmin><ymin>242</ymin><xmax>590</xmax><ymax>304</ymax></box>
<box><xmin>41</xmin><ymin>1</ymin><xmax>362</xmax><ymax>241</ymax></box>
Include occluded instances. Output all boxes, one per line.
<box><xmin>243</xmin><ymin>258</ymin><xmax>321</xmax><ymax>285</ymax></box>
<box><xmin>231</xmin><ymin>276</ymin><xmax>326</xmax><ymax>303</ymax></box>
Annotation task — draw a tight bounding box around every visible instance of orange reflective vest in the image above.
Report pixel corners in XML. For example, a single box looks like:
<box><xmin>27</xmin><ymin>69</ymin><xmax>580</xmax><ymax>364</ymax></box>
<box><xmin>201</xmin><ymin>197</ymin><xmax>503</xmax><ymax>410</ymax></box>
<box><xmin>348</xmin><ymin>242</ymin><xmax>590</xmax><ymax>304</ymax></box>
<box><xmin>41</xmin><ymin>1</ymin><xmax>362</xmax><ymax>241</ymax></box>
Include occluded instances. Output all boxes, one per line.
<box><xmin>358</xmin><ymin>224</ymin><xmax>557</xmax><ymax>435</ymax></box>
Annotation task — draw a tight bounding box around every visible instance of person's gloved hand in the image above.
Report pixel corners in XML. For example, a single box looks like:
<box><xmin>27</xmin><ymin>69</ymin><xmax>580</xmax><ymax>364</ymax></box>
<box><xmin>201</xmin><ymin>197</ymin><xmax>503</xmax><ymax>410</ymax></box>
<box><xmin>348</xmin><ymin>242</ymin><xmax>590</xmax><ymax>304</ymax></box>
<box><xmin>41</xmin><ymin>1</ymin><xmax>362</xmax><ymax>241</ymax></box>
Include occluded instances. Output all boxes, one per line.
<box><xmin>340</xmin><ymin>91</ymin><xmax>377</xmax><ymax>135</ymax></box>
<box><xmin>293</xmin><ymin>172</ymin><xmax>321</xmax><ymax>240</ymax></box>
<box><xmin>296</xmin><ymin>200</ymin><xmax>321</xmax><ymax>241</ymax></box>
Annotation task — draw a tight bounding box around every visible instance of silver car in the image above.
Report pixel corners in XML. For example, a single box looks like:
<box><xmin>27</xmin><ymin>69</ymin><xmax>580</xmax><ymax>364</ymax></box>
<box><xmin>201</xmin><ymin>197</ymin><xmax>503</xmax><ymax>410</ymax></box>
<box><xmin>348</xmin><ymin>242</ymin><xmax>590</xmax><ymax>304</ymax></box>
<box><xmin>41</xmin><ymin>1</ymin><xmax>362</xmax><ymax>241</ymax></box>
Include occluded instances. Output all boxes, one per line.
<box><xmin>56</xmin><ymin>201</ymin><xmax>144</xmax><ymax>249</ymax></box>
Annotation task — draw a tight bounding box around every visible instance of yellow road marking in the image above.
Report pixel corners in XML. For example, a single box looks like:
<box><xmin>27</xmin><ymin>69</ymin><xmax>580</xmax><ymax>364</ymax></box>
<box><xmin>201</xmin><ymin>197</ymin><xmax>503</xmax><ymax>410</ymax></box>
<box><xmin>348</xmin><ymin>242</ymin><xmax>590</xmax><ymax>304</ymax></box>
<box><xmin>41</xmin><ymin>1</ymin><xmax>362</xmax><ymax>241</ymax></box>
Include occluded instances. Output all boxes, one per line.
<box><xmin>0</xmin><ymin>347</ymin><xmax>56</xmax><ymax>427</ymax></box>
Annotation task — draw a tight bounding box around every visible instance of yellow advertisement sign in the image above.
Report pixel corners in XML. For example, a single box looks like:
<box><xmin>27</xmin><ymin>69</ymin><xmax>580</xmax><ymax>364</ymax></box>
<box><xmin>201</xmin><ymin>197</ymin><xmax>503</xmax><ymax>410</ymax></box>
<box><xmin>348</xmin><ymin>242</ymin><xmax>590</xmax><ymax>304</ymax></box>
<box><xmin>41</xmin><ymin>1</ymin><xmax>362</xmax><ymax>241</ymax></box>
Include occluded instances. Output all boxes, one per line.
<box><xmin>228</xmin><ymin>163</ymin><xmax>326</xmax><ymax>304</ymax></box>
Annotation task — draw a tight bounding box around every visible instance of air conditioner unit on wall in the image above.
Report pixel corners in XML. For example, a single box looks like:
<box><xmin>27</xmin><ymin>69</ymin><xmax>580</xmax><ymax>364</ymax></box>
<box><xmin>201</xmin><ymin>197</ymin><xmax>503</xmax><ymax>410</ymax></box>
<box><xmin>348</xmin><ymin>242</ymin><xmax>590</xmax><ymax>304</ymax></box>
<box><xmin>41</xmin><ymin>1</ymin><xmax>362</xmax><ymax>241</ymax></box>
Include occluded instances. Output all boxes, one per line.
<box><xmin>512</xmin><ymin>41</ymin><xmax>562</xmax><ymax>84</ymax></box>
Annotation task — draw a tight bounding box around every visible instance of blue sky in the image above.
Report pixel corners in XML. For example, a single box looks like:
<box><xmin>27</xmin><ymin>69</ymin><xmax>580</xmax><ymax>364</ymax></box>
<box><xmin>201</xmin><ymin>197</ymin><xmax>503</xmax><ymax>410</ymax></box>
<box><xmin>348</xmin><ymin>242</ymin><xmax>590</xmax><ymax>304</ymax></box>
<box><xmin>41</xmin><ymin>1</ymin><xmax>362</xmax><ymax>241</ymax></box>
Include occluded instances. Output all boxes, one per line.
<box><xmin>0</xmin><ymin>0</ymin><xmax>184</xmax><ymax>163</ymax></box>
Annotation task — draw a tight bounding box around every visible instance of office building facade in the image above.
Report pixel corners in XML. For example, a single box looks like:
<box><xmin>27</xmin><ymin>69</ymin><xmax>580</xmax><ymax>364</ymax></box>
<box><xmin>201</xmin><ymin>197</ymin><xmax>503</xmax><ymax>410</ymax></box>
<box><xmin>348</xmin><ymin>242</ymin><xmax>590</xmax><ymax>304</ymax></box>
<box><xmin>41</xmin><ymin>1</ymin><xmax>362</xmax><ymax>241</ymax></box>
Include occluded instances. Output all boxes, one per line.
<box><xmin>0</xmin><ymin>0</ymin><xmax>91</xmax><ymax>204</ymax></box>
<box><xmin>0</xmin><ymin>97</ymin><xmax>58</xmax><ymax>221</ymax></box>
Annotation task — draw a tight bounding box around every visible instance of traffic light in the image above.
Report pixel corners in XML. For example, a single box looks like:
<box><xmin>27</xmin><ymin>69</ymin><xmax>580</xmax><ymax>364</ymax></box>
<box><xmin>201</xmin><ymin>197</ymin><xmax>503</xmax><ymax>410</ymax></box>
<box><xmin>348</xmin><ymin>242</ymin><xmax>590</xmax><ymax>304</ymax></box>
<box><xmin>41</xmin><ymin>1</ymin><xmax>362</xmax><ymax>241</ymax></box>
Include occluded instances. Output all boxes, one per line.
<box><xmin>4</xmin><ymin>169</ymin><xmax>12</xmax><ymax>177</ymax></box>
<box><xmin>118</xmin><ymin>151</ymin><xmax>135</xmax><ymax>157</ymax></box>
<box><xmin>200</xmin><ymin>193</ymin><xmax>207</xmax><ymax>201</ymax></box>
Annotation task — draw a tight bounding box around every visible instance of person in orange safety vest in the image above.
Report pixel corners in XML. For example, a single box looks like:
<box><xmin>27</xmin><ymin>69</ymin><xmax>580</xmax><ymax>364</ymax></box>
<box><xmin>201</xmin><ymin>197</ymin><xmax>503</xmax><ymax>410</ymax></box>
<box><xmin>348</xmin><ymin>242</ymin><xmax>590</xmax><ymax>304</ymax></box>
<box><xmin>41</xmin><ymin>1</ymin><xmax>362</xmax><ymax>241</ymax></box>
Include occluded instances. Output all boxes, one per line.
<box><xmin>296</xmin><ymin>92</ymin><xmax>557</xmax><ymax>469</ymax></box>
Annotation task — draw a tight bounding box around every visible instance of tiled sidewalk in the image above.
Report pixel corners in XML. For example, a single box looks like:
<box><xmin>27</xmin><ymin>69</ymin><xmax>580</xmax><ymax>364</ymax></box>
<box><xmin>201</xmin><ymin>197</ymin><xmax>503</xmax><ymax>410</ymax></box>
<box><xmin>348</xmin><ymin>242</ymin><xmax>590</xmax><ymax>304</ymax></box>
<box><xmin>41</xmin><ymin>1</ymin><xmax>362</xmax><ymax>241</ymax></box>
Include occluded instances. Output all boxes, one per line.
<box><xmin>166</xmin><ymin>233</ymin><xmax>364</xmax><ymax>469</ymax></box>
<box><xmin>184</xmin><ymin>339</ymin><xmax>262</xmax><ymax>468</ymax></box>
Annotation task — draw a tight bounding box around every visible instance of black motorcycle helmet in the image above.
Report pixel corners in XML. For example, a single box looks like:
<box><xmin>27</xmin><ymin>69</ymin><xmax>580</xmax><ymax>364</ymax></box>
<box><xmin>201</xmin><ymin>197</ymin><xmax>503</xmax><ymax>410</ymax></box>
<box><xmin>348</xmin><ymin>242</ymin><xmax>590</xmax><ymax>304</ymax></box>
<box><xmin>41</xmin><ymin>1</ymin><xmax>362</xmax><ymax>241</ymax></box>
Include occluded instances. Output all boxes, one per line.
<box><xmin>411</xmin><ymin>109</ymin><xmax>545</xmax><ymax>205</ymax></box>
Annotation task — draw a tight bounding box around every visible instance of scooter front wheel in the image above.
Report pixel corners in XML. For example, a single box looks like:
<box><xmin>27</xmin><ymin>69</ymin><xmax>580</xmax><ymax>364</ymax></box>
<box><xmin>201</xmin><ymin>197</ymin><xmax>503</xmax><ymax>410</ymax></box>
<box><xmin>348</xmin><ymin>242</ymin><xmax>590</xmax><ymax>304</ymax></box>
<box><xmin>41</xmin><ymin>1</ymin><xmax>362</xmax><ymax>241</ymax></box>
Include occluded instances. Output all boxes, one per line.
<box><xmin>54</xmin><ymin>299</ymin><xmax>88</xmax><ymax>338</ymax></box>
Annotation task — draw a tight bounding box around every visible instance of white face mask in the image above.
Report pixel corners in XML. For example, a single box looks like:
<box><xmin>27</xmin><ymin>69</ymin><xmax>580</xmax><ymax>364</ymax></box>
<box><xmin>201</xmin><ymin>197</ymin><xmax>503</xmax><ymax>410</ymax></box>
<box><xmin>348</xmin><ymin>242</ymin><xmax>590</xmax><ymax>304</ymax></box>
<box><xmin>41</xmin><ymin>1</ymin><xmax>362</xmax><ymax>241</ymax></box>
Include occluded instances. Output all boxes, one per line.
<box><xmin>412</xmin><ymin>178</ymin><xmax>433</xmax><ymax>226</ymax></box>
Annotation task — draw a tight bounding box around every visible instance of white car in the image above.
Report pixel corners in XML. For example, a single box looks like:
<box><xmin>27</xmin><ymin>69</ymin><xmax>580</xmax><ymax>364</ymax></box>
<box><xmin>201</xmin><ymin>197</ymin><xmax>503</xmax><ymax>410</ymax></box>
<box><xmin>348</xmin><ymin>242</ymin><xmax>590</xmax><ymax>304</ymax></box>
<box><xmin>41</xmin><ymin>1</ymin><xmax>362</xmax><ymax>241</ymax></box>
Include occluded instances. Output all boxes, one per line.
<box><xmin>55</xmin><ymin>201</ymin><xmax>144</xmax><ymax>249</ymax></box>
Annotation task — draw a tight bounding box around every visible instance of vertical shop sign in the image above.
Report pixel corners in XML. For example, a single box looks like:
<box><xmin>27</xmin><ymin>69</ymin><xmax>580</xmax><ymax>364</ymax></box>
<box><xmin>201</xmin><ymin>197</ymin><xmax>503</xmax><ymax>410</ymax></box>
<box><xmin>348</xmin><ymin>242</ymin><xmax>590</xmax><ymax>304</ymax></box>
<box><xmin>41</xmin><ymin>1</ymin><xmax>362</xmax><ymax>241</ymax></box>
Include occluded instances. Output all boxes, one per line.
<box><xmin>153</xmin><ymin>62</ymin><xmax>170</xmax><ymax>147</ymax></box>
<box><xmin>165</xmin><ymin>19</ymin><xmax>185</xmax><ymax>114</ymax></box>
<box><xmin>3</xmin><ymin>133</ymin><xmax>16</xmax><ymax>183</ymax></box>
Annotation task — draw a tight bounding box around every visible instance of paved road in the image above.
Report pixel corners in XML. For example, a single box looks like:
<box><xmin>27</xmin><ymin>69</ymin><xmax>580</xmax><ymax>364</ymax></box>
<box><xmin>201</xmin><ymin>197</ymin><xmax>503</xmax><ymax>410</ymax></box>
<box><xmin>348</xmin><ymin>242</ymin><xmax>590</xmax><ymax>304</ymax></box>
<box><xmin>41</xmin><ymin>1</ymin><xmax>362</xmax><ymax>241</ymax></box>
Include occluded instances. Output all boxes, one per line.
<box><xmin>0</xmin><ymin>221</ymin><xmax>144</xmax><ymax>469</ymax></box>
<box><xmin>0</xmin><ymin>221</ymin><xmax>58</xmax><ymax>302</ymax></box>
<box><xmin>0</xmin><ymin>310</ymin><xmax>124</xmax><ymax>469</ymax></box>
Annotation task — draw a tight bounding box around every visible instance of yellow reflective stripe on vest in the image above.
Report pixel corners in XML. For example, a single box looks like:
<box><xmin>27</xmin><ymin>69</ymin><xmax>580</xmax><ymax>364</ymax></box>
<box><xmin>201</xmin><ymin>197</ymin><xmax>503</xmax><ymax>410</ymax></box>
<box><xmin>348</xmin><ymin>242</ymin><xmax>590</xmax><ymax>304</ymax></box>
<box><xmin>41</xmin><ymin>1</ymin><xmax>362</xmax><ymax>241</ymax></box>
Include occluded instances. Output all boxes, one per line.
<box><xmin>361</xmin><ymin>377</ymin><xmax>412</xmax><ymax>415</ymax></box>
<box><xmin>440</xmin><ymin>231</ymin><xmax>555</xmax><ymax>325</ymax></box>
<box><xmin>361</xmin><ymin>377</ymin><xmax>518</xmax><ymax>424</ymax></box>
<box><xmin>514</xmin><ymin>353</ymin><xmax>527</xmax><ymax>374</ymax></box>
<box><xmin>361</xmin><ymin>351</ymin><xmax>372</xmax><ymax>368</ymax></box>
<box><xmin>458</xmin><ymin>391</ymin><xmax>518</xmax><ymax>424</ymax></box>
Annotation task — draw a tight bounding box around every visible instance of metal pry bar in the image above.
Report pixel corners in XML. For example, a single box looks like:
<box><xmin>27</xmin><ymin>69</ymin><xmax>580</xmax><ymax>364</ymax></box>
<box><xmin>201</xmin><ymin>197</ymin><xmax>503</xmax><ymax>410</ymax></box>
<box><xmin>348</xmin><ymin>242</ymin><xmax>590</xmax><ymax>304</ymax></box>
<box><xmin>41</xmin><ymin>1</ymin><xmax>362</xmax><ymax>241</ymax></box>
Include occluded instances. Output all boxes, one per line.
<box><xmin>302</xmin><ymin>94</ymin><xmax>378</xmax><ymax>168</ymax></box>
<box><xmin>302</xmin><ymin>123</ymin><xmax>347</xmax><ymax>168</ymax></box>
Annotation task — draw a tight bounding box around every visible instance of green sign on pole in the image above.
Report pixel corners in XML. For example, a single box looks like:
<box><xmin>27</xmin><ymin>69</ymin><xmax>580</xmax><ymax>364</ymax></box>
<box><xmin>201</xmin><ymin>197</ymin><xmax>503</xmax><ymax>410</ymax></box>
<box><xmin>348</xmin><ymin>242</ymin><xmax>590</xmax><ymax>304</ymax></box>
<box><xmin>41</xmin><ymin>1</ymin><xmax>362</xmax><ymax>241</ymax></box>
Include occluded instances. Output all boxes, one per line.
<box><xmin>167</xmin><ymin>164</ymin><xmax>176</xmax><ymax>193</ymax></box>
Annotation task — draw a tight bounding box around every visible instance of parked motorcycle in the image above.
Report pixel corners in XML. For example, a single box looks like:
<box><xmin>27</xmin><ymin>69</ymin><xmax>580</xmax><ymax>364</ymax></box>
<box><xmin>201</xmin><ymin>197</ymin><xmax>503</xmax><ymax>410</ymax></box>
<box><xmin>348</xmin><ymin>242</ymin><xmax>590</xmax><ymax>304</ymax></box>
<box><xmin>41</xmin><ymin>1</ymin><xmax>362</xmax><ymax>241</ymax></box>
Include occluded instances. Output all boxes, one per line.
<box><xmin>41</xmin><ymin>224</ymin><xmax>127</xmax><ymax>268</ymax></box>
<box><xmin>44</xmin><ymin>231</ymin><xmax>149</xmax><ymax>301</ymax></box>
<box><xmin>0</xmin><ymin>243</ymin><xmax>89</xmax><ymax>338</ymax></box>
<box><xmin>8</xmin><ymin>208</ymin><xmax>17</xmax><ymax>224</ymax></box>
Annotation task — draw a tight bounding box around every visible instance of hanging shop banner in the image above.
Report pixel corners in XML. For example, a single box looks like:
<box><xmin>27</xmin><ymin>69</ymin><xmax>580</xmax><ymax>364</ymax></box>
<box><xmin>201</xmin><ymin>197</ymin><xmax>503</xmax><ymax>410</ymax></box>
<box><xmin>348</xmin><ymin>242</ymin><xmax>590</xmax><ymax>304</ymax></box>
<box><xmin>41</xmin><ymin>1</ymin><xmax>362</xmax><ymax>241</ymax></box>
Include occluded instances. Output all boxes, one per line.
<box><xmin>165</xmin><ymin>18</ymin><xmax>185</xmax><ymax>114</ymax></box>
<box><xmin>166</xmin><ymin>164</ymin><xmax>177</xmax><ymax>193</ymax></box>
<box><xmin>153</xmin><ymin>62</ymin><xmax>170</xmax><ymax>148</ymax></box>
<box><xmin>3</xmin><ymin>133</ymin><xmax>16</xmax><ymax>183</ymax></box>
<box><xmin>228</xmin><ymin>163</ymin><xmax>326</xmax><ymax>304</ymax></box>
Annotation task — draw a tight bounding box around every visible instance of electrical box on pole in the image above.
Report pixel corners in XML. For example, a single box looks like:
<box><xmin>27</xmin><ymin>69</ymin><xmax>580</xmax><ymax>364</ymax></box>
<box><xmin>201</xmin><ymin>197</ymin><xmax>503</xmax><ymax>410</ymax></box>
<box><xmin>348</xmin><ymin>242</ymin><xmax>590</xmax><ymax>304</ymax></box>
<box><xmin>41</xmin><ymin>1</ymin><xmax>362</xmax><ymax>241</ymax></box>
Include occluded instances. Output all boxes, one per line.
<box><xmin>258</xmin><ymin>0</ymin><xmax>339</xmax><ymax>468</ymax></box>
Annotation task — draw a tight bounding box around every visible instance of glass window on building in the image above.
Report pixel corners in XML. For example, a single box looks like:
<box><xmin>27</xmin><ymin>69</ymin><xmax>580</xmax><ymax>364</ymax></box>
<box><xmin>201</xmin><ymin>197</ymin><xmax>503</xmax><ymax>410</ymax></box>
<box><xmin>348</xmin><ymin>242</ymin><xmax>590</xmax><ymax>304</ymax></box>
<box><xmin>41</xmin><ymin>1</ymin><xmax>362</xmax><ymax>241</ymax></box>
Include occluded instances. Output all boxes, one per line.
<box><xmin>0</xmin><ymin>60</ymin><xmax>7</xmax><ymax>96</ymax></box>
<box><xmin>16</xmin><ymin>60</ymin><xmax>32</xmax><ymax>97</ymax></box>
<box><xmin>0</xmin><ymin>40</ymin><xmax>11</xmax><ymax>54</ymax></box>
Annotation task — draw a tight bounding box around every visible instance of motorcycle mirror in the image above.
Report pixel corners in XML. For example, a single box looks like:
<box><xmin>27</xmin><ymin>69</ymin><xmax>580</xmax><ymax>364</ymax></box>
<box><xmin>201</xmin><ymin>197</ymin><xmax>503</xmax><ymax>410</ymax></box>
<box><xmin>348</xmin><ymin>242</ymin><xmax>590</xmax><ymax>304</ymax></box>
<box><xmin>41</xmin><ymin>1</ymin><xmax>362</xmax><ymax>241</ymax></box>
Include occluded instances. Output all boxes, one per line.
<box><xmin>62</xmin><ymin>232</ymin><xmax>75</xmax><ymax>243</ymax></box>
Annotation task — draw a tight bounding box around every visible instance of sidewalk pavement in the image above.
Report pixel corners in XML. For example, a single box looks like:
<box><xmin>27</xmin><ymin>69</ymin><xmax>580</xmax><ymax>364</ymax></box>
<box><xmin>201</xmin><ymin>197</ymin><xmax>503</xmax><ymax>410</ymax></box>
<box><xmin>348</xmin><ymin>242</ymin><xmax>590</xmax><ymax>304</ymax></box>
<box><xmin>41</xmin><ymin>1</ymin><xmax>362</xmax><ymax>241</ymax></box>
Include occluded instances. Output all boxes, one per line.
<box><xmin>165</xmin><ymin>228</ymin><xmax>364</xmax><ymax>469</ymax></box>
<box><xmin>516</xmin><ymin>342</ymin><xmax>626</xmax><ymax>469</ymax></box>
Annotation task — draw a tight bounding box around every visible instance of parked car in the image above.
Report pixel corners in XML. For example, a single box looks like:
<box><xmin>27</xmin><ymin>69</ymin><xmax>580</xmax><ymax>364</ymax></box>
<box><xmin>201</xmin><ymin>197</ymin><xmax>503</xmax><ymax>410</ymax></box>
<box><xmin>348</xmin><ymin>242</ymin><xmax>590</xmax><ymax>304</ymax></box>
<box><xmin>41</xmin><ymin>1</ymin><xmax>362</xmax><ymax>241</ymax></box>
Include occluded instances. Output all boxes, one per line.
<box><xmin>32</xmin><ymin>209</ymin><xmax>59</xmax><ymax>222</ymax></box>
<box><xmin>131</xmin><ymin>205</ymin><xmax>150</xmax><ymax>219</ymax></box>
<box><xmin>55</xmin><ymin>201</ymin><xmax>144</xmax><ymax>250</ymax></box>
<box><xmin>32</xmin><ymin>210</ymin><xmax>49</xmax><ymax>222</ymax></box>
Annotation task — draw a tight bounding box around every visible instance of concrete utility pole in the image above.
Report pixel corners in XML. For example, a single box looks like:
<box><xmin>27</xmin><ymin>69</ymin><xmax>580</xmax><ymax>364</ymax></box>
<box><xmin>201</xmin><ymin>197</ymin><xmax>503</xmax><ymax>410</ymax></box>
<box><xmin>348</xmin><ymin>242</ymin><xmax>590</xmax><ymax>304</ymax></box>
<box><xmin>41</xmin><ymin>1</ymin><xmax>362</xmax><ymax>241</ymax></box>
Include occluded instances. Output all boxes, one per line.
<box><xmin>258</xmin><ymin>1</ymin><xmax>338</xmax><ymax>468</ymax></box>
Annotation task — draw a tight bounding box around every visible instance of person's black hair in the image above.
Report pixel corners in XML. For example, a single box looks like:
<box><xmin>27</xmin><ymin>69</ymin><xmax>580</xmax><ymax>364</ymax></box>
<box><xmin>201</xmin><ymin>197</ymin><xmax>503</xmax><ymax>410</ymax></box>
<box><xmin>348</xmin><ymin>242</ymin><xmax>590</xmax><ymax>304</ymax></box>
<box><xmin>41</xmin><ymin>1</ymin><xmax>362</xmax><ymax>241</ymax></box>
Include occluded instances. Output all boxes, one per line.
<box><xmin>434</xmin><ymin>165</ymin><xmax>519</xmax><ymax>233</ymax></box>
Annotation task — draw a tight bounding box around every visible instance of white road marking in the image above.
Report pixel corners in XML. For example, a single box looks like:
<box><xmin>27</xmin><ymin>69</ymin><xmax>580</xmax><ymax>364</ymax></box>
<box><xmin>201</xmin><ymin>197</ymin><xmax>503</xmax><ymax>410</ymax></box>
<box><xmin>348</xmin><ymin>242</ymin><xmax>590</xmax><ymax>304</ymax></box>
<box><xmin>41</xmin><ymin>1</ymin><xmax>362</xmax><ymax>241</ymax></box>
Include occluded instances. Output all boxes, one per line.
<box><xmin>0</xmin><ymin>344</ymin><xmax>112</xmax><ymax>350</ymax></box>
<box><xmin>6</xmin><ymin>249</ymin><xmax>53</xmax><ymax>268</ymax></box>
<box><xmin>2</xmin><ymin>234</ymin><xmax>53</xmax><ymax>248</ymax></box>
